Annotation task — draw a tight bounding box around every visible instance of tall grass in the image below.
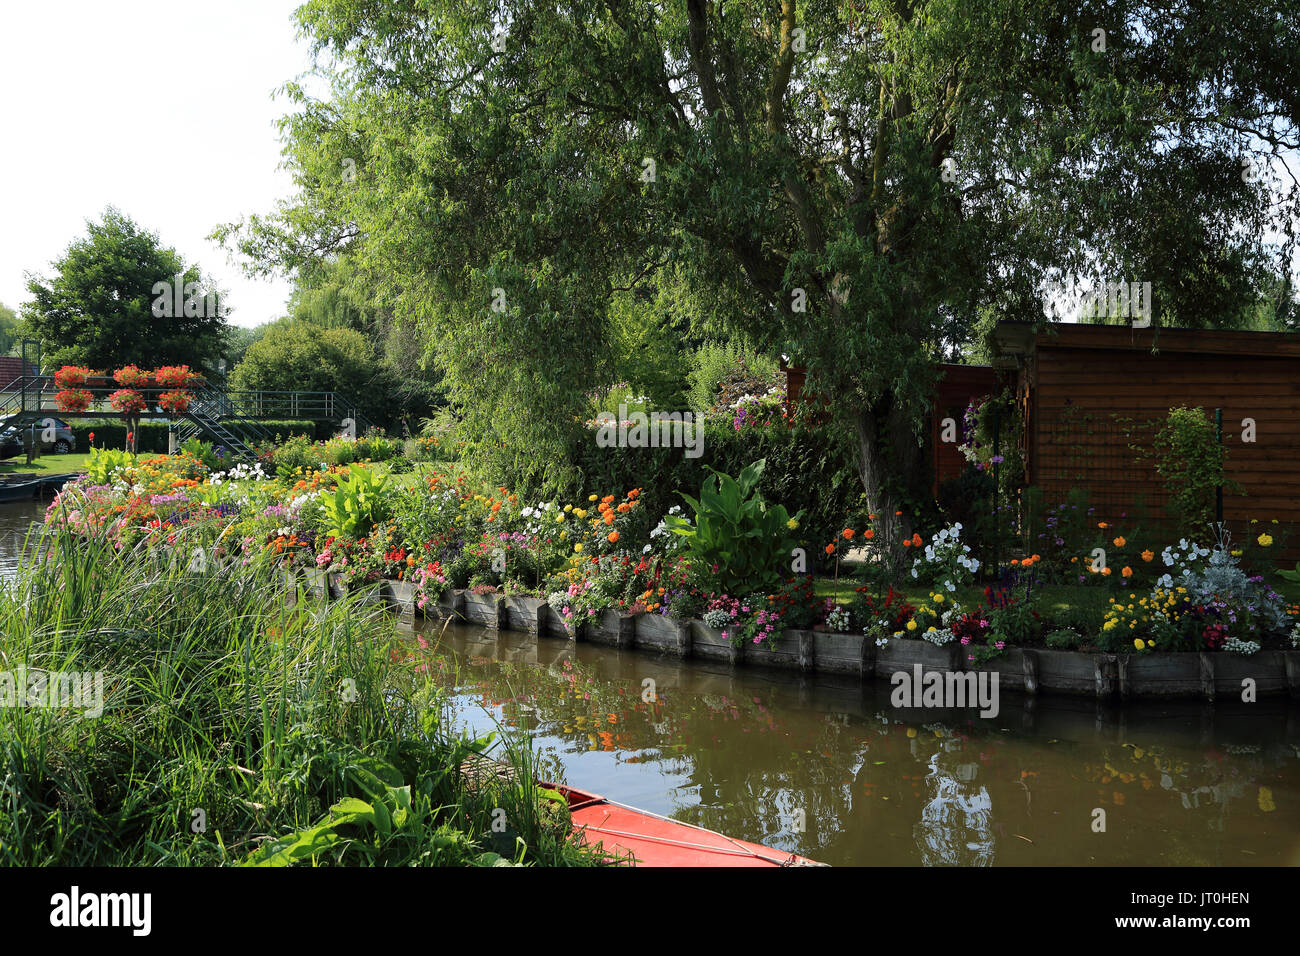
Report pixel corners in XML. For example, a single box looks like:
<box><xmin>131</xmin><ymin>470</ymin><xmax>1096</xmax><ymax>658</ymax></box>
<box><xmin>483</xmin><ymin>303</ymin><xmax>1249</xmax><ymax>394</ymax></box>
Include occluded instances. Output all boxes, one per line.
<box><xmin>0</xmin><ymin>522</ymin><xmax>600</xmax><ymax>866</ymax></box>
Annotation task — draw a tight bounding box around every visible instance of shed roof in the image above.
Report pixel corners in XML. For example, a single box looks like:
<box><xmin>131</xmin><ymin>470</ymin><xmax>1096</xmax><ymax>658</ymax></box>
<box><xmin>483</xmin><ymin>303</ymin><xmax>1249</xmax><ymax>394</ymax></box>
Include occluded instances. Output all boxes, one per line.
<box><xmin>993</xmin><ymin>321</ymin><xmax>1300</xmax><ymax>359</ymax></box>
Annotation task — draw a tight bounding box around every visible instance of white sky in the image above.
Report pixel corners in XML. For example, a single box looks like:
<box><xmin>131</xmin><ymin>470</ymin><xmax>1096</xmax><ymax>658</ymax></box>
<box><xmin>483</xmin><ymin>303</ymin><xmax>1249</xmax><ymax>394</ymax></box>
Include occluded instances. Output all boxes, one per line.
<box><xmin>0</xmin><ymin>0</ymin><xmax>310</xmax><ymax>328</ymax></box>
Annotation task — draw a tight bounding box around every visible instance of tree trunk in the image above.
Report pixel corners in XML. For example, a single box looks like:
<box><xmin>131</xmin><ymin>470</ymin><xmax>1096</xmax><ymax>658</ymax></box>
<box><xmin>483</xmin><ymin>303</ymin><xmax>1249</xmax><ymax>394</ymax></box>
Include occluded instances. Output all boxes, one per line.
<box><xmin>853</xmin><ymin>405</ymin><xmax>913</xmax><ymax>556</ymax></box>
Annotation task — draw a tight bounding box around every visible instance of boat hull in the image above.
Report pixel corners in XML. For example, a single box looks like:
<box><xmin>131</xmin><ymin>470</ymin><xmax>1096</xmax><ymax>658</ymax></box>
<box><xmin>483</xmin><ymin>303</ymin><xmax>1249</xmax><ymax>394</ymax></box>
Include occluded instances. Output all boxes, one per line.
<box><xmin>544</xmin><ymin>783</ymin><xmax>822</xmax><ymax>867</ymax></box>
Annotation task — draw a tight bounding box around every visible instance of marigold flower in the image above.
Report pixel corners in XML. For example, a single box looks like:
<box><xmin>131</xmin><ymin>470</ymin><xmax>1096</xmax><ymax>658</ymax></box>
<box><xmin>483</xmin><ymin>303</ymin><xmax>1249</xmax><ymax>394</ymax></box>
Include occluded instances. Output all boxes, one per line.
<box><xmin>608</xmin><ymin>531</ymin><xmax>619</xmax><ymax>543</ymax></box>
<box><xmin>1122</xmin><ymin>566</ymin><xmax>1133</xmax><ymax>578</ymax></box>
<box><xmin>1258</xmin><ymin>533</ymin><xmax>1274</xmax><ymax>547</ymax></box>
<box><xmin>1141</xmin><ymin>549</ymin><xmax>1154</xmax><ymax>562</ymax></box>
<box><xmin>842</xmin><ymin>529</ymin><xmax>855</xmax><ymax>540</ymax></box>
<box><xmin>824</xmin><ymin>543</ymin><xmax>835</xmax><ymax>555</ymax></box>
<box><xmin>863</xmin><ymin>529</ymin><xmax>874</xmax><ymax>540</ymax></box>
<box><xmin>1113</xmin><ymin>536</ymin><xmax>1126</xmax><ymax>547</ymax></box>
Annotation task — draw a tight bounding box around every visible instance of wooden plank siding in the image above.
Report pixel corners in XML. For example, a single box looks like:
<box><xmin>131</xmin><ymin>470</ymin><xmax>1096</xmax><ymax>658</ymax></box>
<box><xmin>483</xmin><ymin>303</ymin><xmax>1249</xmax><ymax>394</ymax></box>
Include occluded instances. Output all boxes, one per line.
<box><xmin>1009</xmin><ymin>324</ymin><xmax>1300</xmax><ymax>562</ymax></box>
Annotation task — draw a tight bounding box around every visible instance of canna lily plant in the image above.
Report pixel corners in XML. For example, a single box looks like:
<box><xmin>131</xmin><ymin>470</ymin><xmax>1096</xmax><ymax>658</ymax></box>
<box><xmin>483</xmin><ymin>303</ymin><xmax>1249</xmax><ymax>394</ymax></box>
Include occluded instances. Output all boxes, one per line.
<box><xmin>321</xmin><ymin>465</ymin><xmax>390</xmax><ymax>540</ymax></box>
<box><xmin>663</xmin><ymin>459</ymin><xmax>803</xmax><ymax>595</ymax></box>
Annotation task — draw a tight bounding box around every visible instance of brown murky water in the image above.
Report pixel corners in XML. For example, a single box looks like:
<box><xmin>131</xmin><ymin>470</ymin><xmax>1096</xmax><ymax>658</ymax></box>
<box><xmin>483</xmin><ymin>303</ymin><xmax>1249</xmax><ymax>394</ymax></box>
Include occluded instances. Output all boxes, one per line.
<box><xmin>408</xmin><ymin>617</ymin><xmax>1300</xmax><ymax>866</ymax></box>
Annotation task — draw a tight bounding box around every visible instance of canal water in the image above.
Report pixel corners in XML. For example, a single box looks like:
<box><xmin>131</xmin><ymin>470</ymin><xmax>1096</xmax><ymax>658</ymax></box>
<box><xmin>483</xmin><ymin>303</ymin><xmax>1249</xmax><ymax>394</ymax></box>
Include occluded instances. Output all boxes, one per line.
<box><xmin>405</xmin><ymin>618</ymin><xmax>1300</xmax><ymax>866</ymax></box>
<box><xmin>4</xmin><ymin>501</ymin><xmax>1298</xmax><ymax>866</ymax></box>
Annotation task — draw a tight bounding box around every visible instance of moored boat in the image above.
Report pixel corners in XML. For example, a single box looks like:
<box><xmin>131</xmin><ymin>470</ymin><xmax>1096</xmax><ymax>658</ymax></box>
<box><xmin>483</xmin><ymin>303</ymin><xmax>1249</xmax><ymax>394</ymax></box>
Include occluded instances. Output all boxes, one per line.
<box><xmin>544</xmin><ymin>782</ymin><xmax>824</xmax><ymax>867</ymax></box>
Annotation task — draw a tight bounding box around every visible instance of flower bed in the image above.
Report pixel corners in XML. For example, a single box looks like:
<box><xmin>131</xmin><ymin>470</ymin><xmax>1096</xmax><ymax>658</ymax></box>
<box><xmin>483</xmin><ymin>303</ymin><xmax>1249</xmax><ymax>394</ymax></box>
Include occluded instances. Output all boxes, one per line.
<box><xmin>40</xmin><ymin>448</ymin><xmax>1300</xmax><ymax>700</ymax></box>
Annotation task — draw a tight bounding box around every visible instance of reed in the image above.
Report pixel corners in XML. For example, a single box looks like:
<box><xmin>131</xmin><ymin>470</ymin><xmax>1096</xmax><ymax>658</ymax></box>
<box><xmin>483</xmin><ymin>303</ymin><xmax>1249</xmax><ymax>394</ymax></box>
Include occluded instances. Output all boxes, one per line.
<box><xmin>0</xmin><ymin>523</ymin><xmax>601</xmax><ymax>866</ymax></box>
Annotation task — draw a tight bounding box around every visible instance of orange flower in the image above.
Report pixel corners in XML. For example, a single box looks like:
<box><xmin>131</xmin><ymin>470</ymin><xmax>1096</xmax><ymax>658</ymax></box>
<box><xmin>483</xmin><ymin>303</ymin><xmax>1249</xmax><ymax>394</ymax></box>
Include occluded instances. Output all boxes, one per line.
<box><xmin>491</xmin><ymin>502</ymin><xmax>502</xmax><ymax>512</ymax></box>
<box><xmin>911</xmin><ymin>533</ymin><xmax>922</xmax><ymax>547</ymax></box>
<box><xmin>842</xmin><ymin>529</ymin><xmax>855</xmax><ymax>540</ymax></box>
<box><xmin>608</xmin><ymin>531</ymin><xmax>620</xmax><ymax>544</ymax></box>
<box><xmin>863</xmin><ymin>529</ymin><xmax>874</xmax><ymax>540</ymax></box>
<box><xmin>1098</xmin><ymin>522</ymin><xmax>1109</xmax><ymax>529</ymax></box>
<box><xmin>1010</xmin><ymin>558</ymin><xmax>1021</xmax><ymax>566</ymax></box>
<box><xmin>1113</xmin><ymin>536</ymin><xmax>1126</xmax><ymax>548</ymax></box>
<box><xmin>617</xmin><ymin>502</ymin><xmax>630</xmax><ymax>513</ymax></box>
<box><xmin>824</xmin><ymin>543</ymin><xmax>836</xmax><ymax>555</ymax></box>
<box><xmin>902</xmin><ymin>539</ymin><xmax>911</xmax><ymax>548</ymax></box>
<box><xmin>1121</xmin><ymin>566</ymin><xmax>1134</xmax><ymax>577</ymax></box>
<box><xmin>603</xmin><ymin>511</ymin><xmax>616</xmax><ymax>525</ymax></box>
<box><xmin>1141</xmin><ymin>549</ymin><xmax>1154</xmax><ymax>562</ymax></box>
<box><xmin>1101</xmin><ymin>567</ymin><xmax>1111</xmax><ymax>576</ymax></box>
<box><xmin>601</xmin><ymin>495</ymin><xmax>615</xmax><ymax>504</ymax></box>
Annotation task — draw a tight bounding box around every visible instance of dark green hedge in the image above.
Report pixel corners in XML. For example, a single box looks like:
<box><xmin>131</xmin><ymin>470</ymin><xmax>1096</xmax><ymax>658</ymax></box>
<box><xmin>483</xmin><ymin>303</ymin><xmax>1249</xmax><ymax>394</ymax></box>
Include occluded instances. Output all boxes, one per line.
<box><xmin>501</xmin><ymin>419</ymin><xmax>866</xmax><ymax>561</ymax></box>
<box><xmin>71</xmin><ymin>419</ymin><xmax>319</xmax><ymax>454</ymax></box>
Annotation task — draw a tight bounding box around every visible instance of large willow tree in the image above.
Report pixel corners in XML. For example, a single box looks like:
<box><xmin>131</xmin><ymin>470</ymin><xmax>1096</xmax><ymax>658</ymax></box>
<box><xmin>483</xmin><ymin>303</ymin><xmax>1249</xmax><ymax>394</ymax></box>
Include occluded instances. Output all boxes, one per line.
<box><xmin>219</xmin><ymin>0</ymin><xmax>1298</xmax><ymax>549</ymax></box>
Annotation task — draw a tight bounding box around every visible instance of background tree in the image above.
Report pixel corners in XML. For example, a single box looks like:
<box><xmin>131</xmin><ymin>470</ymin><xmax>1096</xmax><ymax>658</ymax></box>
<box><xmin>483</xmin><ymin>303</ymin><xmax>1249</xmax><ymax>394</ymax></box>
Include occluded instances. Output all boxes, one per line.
<box><xmin>0</xmin><ymin>303</ymin><xmax>21</xmax><ymax>357</ymax></box>
<box><xmin>220</xmin><ymin>0</ymin><xmax>1299</xmax><ymax>551</ymax></box>
<box><xmin>23</xmin><ymin>207</ymin><xmax>229</xmax><ymax>374</ymax></box>
<box><xmin>229</xmin><ymin>321</ymin><xmax>394</xmax><ymax>426</ymax></box>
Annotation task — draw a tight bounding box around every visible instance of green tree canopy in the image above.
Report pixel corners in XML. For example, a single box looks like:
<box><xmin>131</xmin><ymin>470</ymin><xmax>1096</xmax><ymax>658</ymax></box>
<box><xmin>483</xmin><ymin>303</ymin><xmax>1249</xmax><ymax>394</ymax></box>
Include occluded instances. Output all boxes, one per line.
<box><xmin>220</xmin><ymin>0</ymin><xmax>1299</xmax><ymax>549</ymax></box>
<box><xmin>23</xmin><ymin>208</ymin><xmax>230</xmax><ymax>374</ymax></box>
<box><xmin>0</xmin><ymin>302</ymin><xmax>21</xmax><ymax>357</ymax></box>
<box><xmin>229</xmin><ymin>321</ymin><xmax>393</xmax><ymax>425</ymax></box>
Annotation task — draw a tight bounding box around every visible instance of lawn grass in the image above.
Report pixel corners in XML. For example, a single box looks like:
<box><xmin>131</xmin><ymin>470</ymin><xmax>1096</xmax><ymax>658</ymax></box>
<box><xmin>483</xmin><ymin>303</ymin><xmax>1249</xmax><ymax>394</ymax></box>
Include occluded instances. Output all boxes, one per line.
<box><xmin>0</xmin><ymin>452</ymin><xmax>92</xmax><ymax>475</ymax></box>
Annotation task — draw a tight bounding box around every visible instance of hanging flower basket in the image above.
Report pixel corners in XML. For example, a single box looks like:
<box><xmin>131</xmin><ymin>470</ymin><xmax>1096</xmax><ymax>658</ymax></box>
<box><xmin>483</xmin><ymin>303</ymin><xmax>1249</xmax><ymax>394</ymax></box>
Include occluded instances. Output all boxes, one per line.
<box><xmin>113</xmin><ymin>365</ymin><xmax>152</xmax><ymax>388</ymax></box>
<box><xmin>109</xmin><ymin>388</ymin><xmax>147</xmax><ymax>416</ymax></box>
<box><xmin>158</xmin><ymin>389</ymin><xmax>193</xmax><ymax>414</ymax></box>
<box><xmin>153</xmin><ymin>365</ymin><xmax>198</xmax><ymax>389</ymax></box>
<box><xmin>54</xmin><ymin>366</ymin><xmax>96</xmax><ymax>389</ymax></box>
<box><xmin>55</xmin><ymin>389</ymin><xmax>93</xmax><ymax>413</ymax></box>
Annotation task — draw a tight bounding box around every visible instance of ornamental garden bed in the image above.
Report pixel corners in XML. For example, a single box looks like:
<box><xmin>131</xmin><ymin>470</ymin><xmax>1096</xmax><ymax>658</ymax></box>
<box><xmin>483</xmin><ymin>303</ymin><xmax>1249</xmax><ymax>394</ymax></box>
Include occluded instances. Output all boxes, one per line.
<box><xmin>43</xmin><ymin>444</ymin><xmax>1300</xmax><ymax>703</ymax></box>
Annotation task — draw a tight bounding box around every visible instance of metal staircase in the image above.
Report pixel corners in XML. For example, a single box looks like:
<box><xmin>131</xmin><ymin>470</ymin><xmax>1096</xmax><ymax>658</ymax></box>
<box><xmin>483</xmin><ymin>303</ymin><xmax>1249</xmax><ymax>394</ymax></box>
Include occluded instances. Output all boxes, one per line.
<box><xmin>174</xmin><ymin>383</ymin><xmax>278</xmax><ymax>460</ymax></box>
<box><xmin>0</xmin><ymin>373</ymin><xmax>376</xmax><ymax>462</ymax></box>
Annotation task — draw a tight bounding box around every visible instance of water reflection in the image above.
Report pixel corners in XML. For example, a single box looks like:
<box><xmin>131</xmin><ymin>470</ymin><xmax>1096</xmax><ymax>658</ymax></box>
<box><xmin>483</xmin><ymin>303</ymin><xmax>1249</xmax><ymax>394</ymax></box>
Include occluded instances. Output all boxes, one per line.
<box><xmin>409</xmin><ymin>618</ymin><xmax>1300</xmax><ymax>867</ymax></box>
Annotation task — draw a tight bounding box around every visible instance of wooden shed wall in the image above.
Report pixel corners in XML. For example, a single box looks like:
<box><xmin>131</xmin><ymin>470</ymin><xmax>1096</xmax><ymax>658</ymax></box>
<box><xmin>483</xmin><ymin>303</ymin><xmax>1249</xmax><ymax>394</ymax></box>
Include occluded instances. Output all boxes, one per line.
<box><xmin>1025</xmin><ymin>327</ymin><xmax>1300</xmax><ymax>556</ymax></box>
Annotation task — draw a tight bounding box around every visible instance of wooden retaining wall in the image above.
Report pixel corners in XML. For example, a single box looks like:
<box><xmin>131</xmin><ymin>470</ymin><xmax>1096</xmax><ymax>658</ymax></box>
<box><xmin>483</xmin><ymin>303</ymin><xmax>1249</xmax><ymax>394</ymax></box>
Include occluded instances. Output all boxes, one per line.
<box><xmin>299</xmin><ymin>573</ymin><xmax>1300</xmax><ymax>702</ymax></box>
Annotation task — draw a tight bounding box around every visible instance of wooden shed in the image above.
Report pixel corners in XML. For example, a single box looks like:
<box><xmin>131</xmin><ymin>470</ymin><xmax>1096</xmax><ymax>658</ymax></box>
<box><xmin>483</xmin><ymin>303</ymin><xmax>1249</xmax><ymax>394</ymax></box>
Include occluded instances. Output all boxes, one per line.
<box><xmin>992</xmin><ymin>322</ymin><xmax>1300</xmax><ymax>556</ymax></box>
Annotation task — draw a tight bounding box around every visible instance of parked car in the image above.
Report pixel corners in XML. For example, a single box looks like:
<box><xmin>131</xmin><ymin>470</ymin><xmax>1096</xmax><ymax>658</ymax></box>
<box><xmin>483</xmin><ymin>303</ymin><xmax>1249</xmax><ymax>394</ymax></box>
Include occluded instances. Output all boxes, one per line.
<box><xmin>0</xmin><ymin>417</ymin><xmax>75</xmax><ymax>458</ymax></box>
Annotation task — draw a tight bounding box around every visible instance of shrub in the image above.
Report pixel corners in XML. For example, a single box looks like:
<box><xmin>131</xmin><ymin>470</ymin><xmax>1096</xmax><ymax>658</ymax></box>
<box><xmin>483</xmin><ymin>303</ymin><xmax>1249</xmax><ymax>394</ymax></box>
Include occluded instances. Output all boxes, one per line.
<box><xmin>1044</xmin><ymin>629</ymin><xmax>1080</xmax><ymax>650</ymax></box>
<box><xmin>1150</xmin><ymin>407</ymin><xmax>1241</xmax><ymax>538</ymax></box>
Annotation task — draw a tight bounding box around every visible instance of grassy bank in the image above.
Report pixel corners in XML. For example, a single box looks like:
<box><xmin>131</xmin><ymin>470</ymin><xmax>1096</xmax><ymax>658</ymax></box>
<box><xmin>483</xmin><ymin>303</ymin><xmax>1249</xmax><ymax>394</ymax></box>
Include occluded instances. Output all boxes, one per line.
<box><xmin>0</xmin><ymin>524</ymin><xmax>601</xmax><ymax>866</ymax></box>
<box><xmin>0</xmin><ymin>452</ymin><xmax>92</xmax><ymax>476</ymax></box>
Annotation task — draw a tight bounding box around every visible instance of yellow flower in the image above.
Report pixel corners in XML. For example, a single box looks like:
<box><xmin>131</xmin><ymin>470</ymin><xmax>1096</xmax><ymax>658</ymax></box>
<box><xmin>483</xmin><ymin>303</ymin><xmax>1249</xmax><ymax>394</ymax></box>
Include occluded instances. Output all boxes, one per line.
<box><xmin>786</xmin><ymin>519</ymin><xmax>798</xmax><ymax>530</ymax></box>
<box><xmin>1135</xmin><ymin>639</ymin><xmax>1145</xmax><ymax>651</ymax></box>
<box><xmin>564</xmin><ymin>504</ymin><xmax>572</xmax><ymax>512</ymax></box>
<box><xmin>574</xmin><ymin>543</ymin><xmax>583</xmax><ymax>552</ymax></box>
<box><xmin>906</xmin><ymin>620</ymin><xmax>918</xmax><ymax>631</ymax></box>
<box><xmin>556</xmin><ymin>513</ymin><xmax>566</xmax><ymax>522</ymax></box>
<box><xmin>588</xmin><ymin>494</ymin><xmax>598</xmax><ymax>502</ymax></box>
<box><xmin>933</xmin><ymin>593</ymin><xmax>945</xmax><ymax>604</ymax></box>
<box><xmin>1258</xmin><ymin>533</ymin><xmax>1273</xmax><ymax>547</ymax></box>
